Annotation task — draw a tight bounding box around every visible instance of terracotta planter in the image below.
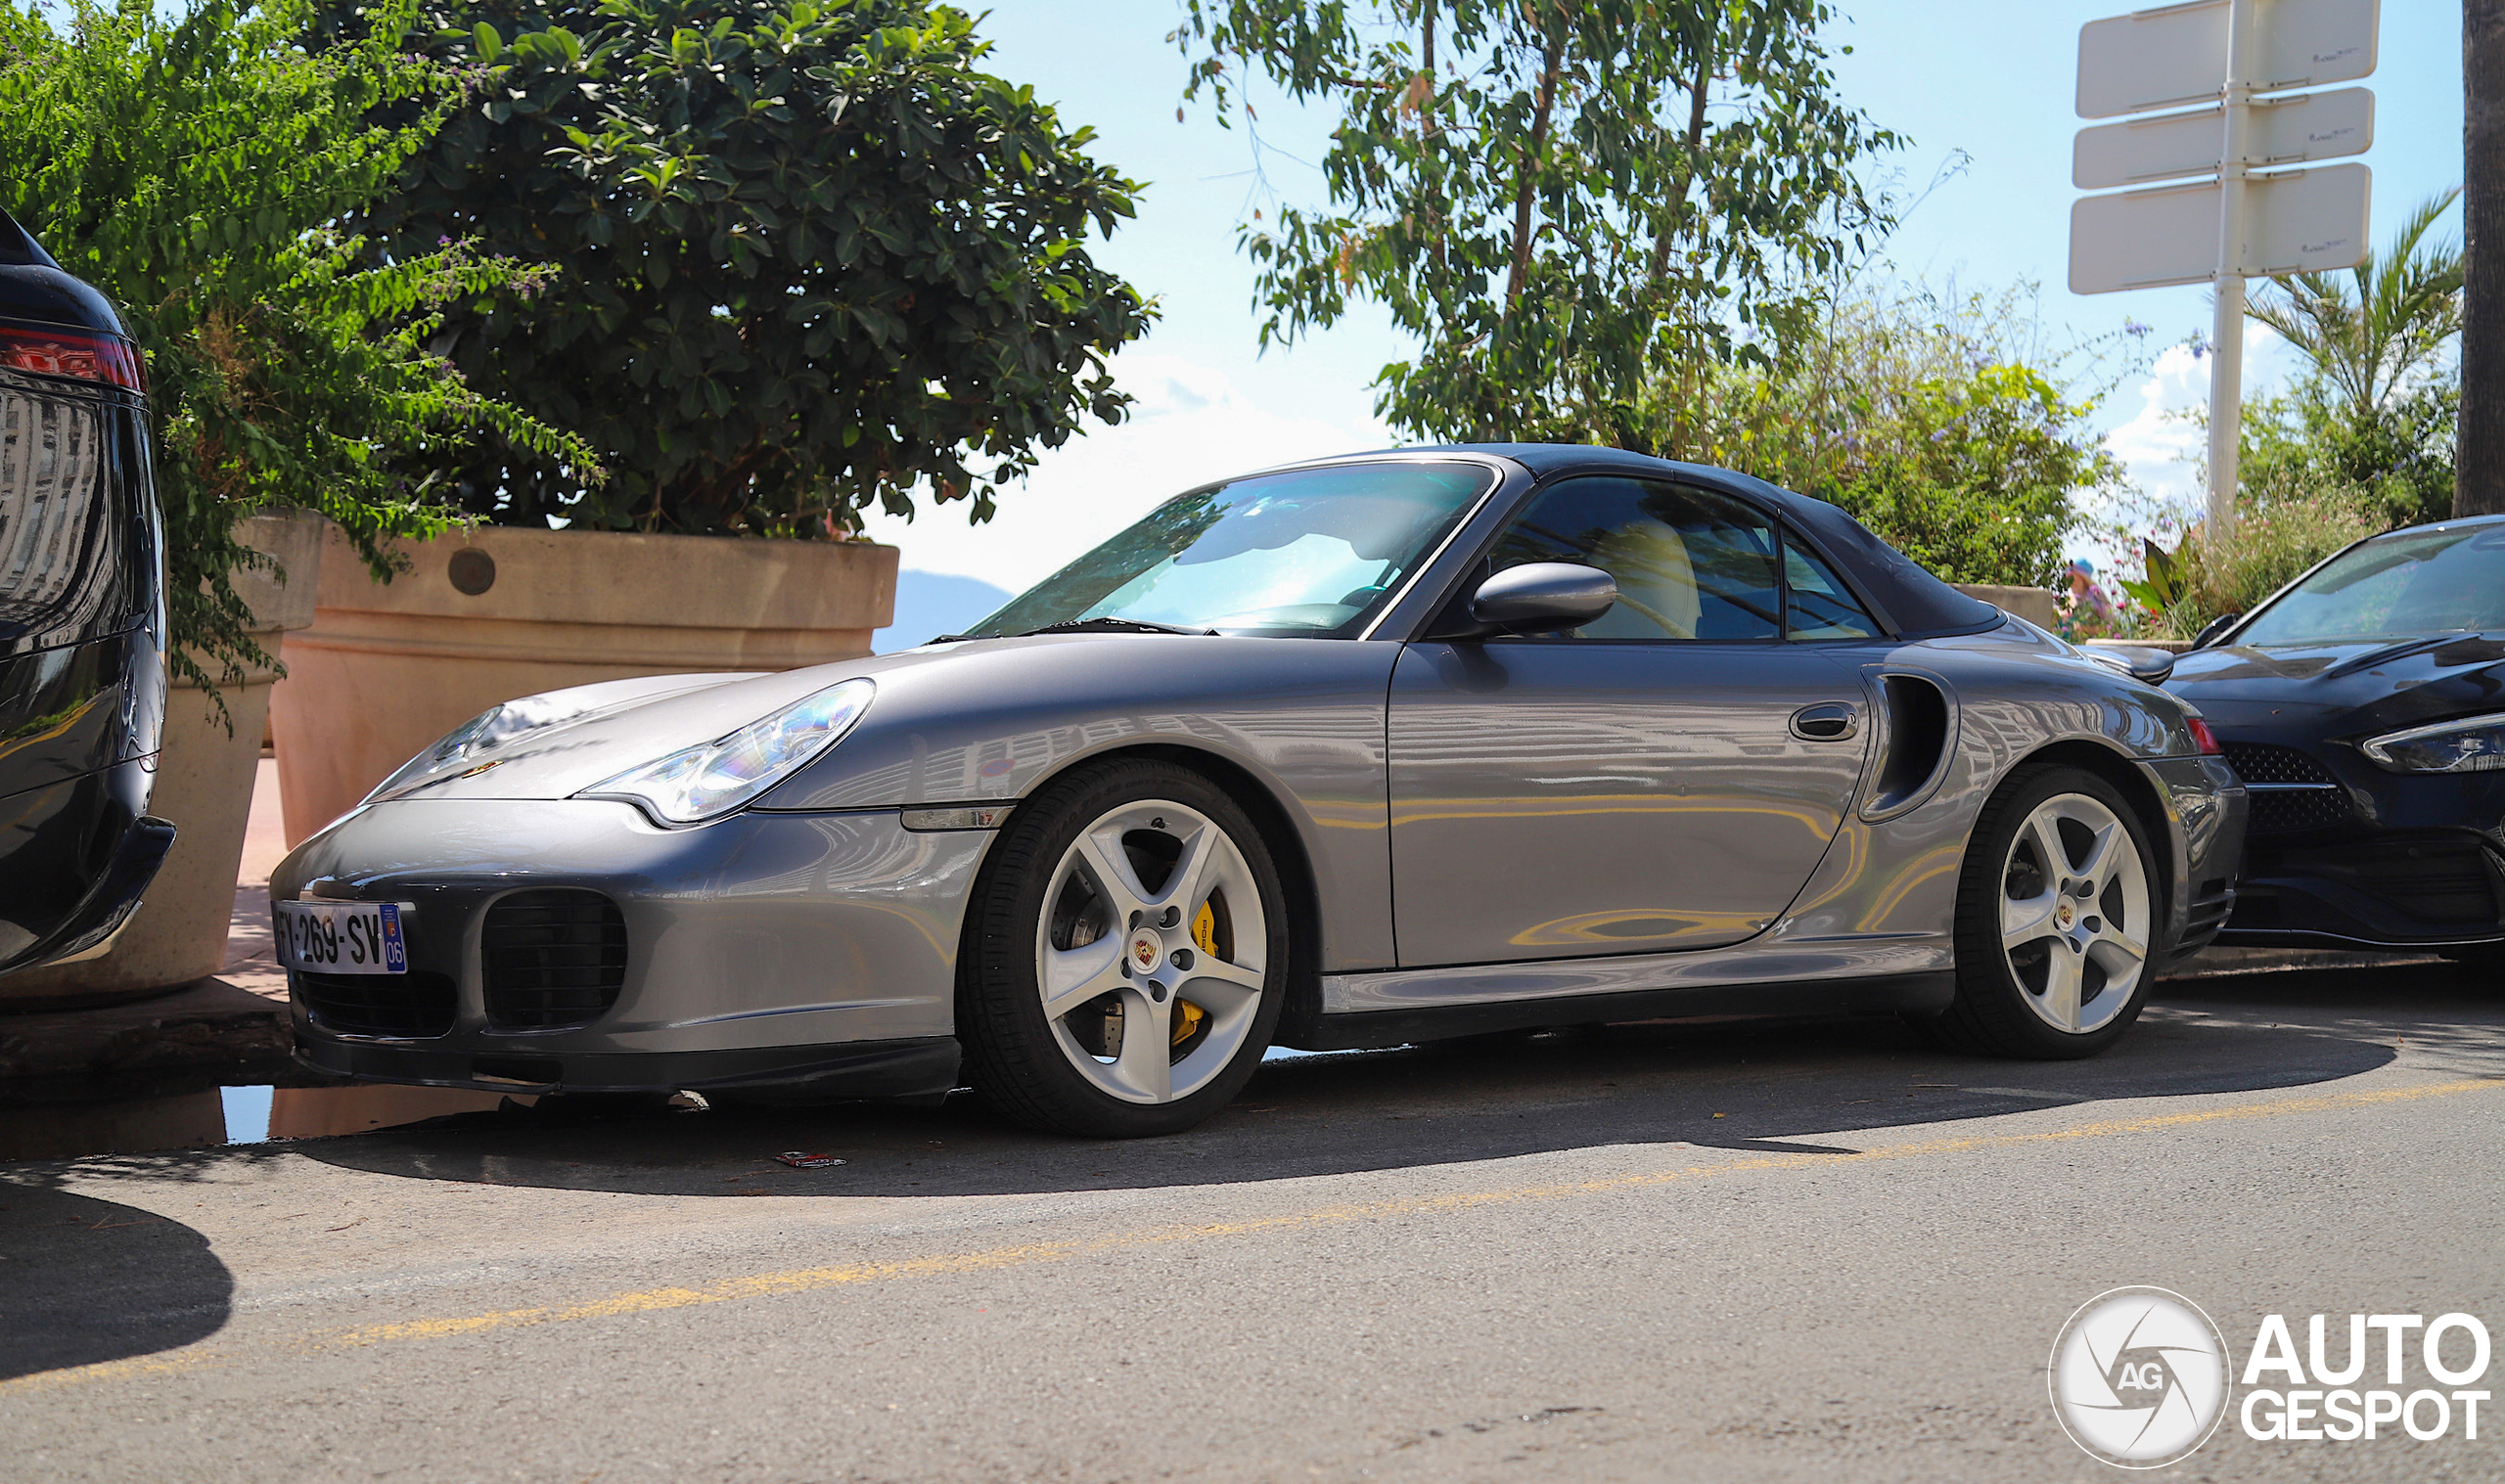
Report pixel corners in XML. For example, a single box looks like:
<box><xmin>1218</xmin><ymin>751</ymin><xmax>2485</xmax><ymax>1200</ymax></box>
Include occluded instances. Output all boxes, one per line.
<box><xmin>0</xmin><ymin>513</ymin><xmax>325</xmax><ymax>1012</ymax></box>
<box><xmin>270</xmin><ymin>524</ymin><xmax>896</xmax><ymax>845</ymax></box>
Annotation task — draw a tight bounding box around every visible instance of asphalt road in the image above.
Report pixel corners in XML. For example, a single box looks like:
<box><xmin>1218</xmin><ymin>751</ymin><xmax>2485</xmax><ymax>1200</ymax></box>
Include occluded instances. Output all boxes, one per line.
<box><xmin>4</xmin><ymin>960</ymin><xmax>2502</xmax><ymax>1483</ymax></box>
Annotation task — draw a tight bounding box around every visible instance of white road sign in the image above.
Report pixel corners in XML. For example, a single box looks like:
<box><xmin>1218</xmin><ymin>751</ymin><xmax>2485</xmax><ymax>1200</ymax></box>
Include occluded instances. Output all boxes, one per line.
<box><xmin>2068</xmin><ymin>160</ymin><xmax>2370</xmax><ymax>294</ymax></box>
<box><xmin>2072</xmin><ymin>86</ymin><xmax>2373</xmax><ymax>189</ymax></box>
<box><xmin>2075</xmin><ymin>0</ymin><xmax>2380</xmax><ymax>119</ymax></box>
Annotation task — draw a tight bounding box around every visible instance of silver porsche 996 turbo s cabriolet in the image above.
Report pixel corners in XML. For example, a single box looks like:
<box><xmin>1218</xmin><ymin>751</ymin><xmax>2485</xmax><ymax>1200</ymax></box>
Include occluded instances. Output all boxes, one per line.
<box><xmin>274</xmin><ymin>446</ymin><xmax>2248</xmax><ymax>1137</ymax></box>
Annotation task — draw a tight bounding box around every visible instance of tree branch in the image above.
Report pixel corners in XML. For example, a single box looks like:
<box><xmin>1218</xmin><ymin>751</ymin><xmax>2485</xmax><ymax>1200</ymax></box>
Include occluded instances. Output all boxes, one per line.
<box><xmin>1650</xmin><ymin>22</ymin><xmax>1715</xmax><ymax>282</ymax></box>
<box><xmin>1503</xmin><ymin>15</ymin><xmax>1563</xmax><ymax>317</ymax></box>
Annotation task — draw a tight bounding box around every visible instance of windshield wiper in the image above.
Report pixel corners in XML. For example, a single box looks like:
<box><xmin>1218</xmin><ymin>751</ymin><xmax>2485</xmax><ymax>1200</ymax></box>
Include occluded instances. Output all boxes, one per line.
<box><xmin>1005</xmin><ymin>617</ymin><xmax>1220</xmax><ymax>639</ymax></box>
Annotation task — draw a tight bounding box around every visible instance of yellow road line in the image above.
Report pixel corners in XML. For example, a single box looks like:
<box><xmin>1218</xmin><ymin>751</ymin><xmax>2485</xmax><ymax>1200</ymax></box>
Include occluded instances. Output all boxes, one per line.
<box><xmin>9</xmin><ymin>1075</ymin><xmax>2497</xmax><ymax>1395</ymax></box>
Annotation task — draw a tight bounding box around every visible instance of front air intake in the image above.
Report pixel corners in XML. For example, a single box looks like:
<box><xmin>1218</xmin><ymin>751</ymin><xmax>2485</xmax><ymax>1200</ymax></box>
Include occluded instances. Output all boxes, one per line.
<box><xmin>481</xmin><ymin>890</ymin><xmax>628</xmax><ymax>1031</ymax></box>
<box><xmin>296</xmin><ymin>970</ymin><xmax>458</xmax><ymax>1038</ymax></box>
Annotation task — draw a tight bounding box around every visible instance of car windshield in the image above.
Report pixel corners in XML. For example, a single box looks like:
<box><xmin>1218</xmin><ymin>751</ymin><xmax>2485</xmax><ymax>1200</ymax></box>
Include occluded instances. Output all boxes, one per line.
<box><xmin>2236</xmin><ymin>522</ymin><xmax>2505</xmax><ymax>646</ymax></box>
<box><xmin>958</xmin><ymin>460</ymin><xmax>1495</xmax><ymax>639</ymax></box>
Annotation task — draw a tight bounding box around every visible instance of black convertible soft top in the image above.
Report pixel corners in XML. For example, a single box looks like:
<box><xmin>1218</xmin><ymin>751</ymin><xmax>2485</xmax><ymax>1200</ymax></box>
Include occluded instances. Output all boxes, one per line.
<box><xmin>1442</xmin><ymin>443</ymin><xmax>2008</xmax><ymax>641</ymax></box>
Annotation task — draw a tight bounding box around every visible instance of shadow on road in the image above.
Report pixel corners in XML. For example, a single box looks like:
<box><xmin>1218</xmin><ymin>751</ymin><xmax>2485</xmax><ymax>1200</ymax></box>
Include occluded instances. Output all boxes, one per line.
<box><xmin>258</xmin><ymin>962</ymin><xmax>2500</xmax><ymax>1200</ymax></box>
<box><xmin>0</xmin><ymin>1181</ymin><xmax>234</xmax><ymax>1381</ymax></box>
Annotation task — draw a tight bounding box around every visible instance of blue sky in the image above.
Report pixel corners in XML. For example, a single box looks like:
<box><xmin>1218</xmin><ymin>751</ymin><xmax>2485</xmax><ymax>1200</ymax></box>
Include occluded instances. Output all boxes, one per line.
<box><xmin>868</xmin><ymin>0</ymin><xmax>2464</xmax><ymax>640</ymax></box>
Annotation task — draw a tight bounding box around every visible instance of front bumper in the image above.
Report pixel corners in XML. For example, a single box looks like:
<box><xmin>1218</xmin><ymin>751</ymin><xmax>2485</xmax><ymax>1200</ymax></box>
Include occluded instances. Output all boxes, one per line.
<box><xmin>2210</xmin><ymin>738</ymin><xmax>2505</xmax><ymax>949</ymax></box>
<box><xmin>2138</xmin><ymin>753</ymin><xmax>2246</xmax><ymax>964</ymax></box>
<box><xmin>294</xmin><ymin>1031</ymin><xmax>962</xmax><ymax>1101</ymax></box>
<box><xmin>274</xmin><ymin>799</ymin><xmax>995</xmax><ymax>1094</ymax></box>
<box><xmin>0</xmin><ymin>758</ymin><xmax>175</xmax><ymax>978</ymax></box>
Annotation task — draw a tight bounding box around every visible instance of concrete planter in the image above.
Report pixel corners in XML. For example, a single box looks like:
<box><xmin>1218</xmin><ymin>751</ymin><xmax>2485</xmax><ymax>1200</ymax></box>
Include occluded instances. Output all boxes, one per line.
<box><xmin>1950</xmin><ymin>582</ymin><xmax>2060</xmax><ymax>629</ymax></box>
<box><xmin>270</xmin><ymin>524</ymin><xmax>897</xmax><ymax>844</ymax></box>
<box><xmin>1</xmin><ymin>512</ymin><xmax>325</xmax><ymax>1012</ymax></box>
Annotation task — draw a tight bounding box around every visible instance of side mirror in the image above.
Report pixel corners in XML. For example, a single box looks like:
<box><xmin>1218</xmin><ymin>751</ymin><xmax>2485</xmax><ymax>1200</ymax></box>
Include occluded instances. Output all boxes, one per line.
<box><xmin>1457</xmin><ymin>562</ymin><xmax>1618</xmax><ymax>637</ymax></box>
<box><xmin>2085</xmin><ymin>644</ymin><xmax>2178</xmax><ymax>684</ymax></box>
<box><xmin>2190</xmin><ymin>611</ymin><xmax>2242</xmax><ymax>650</ymax></box>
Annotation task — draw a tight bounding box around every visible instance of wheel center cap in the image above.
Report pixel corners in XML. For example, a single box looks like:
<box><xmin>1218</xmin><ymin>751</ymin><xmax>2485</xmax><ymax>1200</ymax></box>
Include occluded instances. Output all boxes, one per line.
<box><xmin>1129</xmin><ymin>930</ymin><xmax>1164</xmax><ymax>971</ymax></box>
<box><xmin>2055</xmin><ymin>902</ymin><xmax>2076</xmax><ymax>931</ymax></box>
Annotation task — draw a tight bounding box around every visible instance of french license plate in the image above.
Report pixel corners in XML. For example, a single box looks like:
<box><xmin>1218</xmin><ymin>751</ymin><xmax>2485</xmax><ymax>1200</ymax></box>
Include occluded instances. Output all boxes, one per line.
<box><xmin>274</xmin><ymin>900</ymin><xmax>413</xmax><ymax>975</ymax></box>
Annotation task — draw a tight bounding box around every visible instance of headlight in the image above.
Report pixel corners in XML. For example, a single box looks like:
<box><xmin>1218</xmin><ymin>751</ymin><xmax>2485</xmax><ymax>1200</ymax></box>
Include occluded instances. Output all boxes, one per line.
<box><xmin>2360</xmin><ymin>714</ymin><xmax>2505</xmax><ymax>774</ymax></box>
<box><xmin>578</xmin><ymin>679</ymin><xmax>874</xmax><ymax>825</ymax></box>
<box><xmin>362</xmin><ymin>692</ymin><xmax>613</xmax><ymax>806</ymax></box>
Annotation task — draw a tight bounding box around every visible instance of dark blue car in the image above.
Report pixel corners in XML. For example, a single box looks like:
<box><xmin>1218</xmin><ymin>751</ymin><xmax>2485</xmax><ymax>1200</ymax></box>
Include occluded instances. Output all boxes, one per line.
<box><xmin>2166</xmin><ymin>515</ymin><xmax>2505</xmax><ymax>958</ymax></box>
<box><xmin>0</xmin><ymin>208</ymin><xmax>173</xmax><ymax>981</ymax></box>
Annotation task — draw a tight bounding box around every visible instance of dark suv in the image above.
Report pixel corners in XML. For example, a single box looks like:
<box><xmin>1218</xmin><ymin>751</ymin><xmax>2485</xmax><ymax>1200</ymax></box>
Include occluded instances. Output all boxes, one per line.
<box><xmin>0</xmin><ymin>208</ymin><xmax>174</xmax><ymax>979</ymax></box>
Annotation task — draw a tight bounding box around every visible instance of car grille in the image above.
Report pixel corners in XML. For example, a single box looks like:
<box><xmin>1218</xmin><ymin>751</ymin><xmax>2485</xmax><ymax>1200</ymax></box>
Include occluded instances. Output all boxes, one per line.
<box><xmin>2220</xmin><ymin>742</ymin><xmax>2336</xmax><ymax>785</ymax></box>
<box><xmin>295</xmin><ymin>969</ymin><xmax>458</xmax><ymax>1038</ymax></box>
<box><xmin>2349</xmin><ymin>844</ymin><xmax>2505</xmax><ymax>925</ymax></box>
<box><xmin>482</xmin><ymin>890</ymin><xmax>628</xmax><ymax>1031</ymax></box>
<box><xmin>2247</xmin><ymin>840</ymin><xmax>2505</xmax><ymax>928</ymax></box>
<box><xmin>2220</xmin><ymin>741</ymin><xmax>2353</xmax><ymax>833</ymax></box>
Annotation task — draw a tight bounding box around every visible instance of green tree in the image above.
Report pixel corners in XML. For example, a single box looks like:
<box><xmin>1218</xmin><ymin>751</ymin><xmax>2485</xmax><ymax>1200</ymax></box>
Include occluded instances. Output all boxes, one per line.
<box><xmin>2248</xmin><ymin>189</ymin><xmax>2461</xmax><ymax>415</ymax></box>
<box><xmin>2242</xmin><ymin>190</ymin><xmax>2462</xmax><ymax>526</ymax></box>
<box><xmin>324</xmin><ymin>0</ymin><xmax>1153</xmax><ymax>534</ymax></box>
<box><xmin>1172</xmin><ymin>0</ymin><xmax>1895</xmax><ymax>451</ymax></box>
<box><xmin>0</xmin><ymin>0</ymin><xmax>593</xmax><ymax>698</ymax></box>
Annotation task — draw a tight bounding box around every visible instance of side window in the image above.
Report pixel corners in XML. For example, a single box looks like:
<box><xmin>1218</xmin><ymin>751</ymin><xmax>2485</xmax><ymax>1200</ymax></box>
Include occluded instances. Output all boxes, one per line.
<box><xmin>1484</xmin><ymin>476</ymin><xmax>1780</xmax><ymax>640</ymax></box>
<box><xmin>1784</xmin><ymin>543</ymin><xmax>1881</xmax><ymax>640</ymax></box>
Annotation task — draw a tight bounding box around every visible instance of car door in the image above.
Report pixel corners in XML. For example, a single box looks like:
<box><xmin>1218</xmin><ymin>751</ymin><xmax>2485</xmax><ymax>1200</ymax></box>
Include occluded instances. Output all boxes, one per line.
<box><xmin>1387</xmin><ymin>475</ymin><xmax>1878</xmax><ymax>967</ymax></box>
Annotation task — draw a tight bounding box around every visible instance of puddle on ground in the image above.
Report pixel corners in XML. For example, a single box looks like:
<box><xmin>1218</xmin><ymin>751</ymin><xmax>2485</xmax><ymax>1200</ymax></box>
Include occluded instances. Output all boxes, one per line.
<box><xmin>221</xmin><ymin>1085</ymin><xmax>271</xmax><ymax>1144</ymax></box>
<box><xmin>217</xmin><ymin>1085</ymin><xmax>524</xmax><ymax>1143</ymax></box>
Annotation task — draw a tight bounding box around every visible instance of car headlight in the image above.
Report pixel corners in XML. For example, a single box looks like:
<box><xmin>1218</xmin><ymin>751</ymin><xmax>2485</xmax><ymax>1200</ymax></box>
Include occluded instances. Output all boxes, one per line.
<box><xmin>2360</xmin><ymin>713</ymin><xmax>2505</xmax><ymax>774</ymax></box>
<box><xmin>577</xmin><ymin>679</ymin><xmax>874</xmax><ymax>825</ymax></box>
<box><xmin>362</xmin><ymin>692</ymin><xmax>614</xmax><ymax>806</ymax></box>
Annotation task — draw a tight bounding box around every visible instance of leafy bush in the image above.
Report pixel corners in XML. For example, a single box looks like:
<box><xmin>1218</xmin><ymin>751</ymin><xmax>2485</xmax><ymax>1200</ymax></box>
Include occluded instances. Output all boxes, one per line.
<box><xmin>325</xmin><ymin>0</ymin><xmax>1153</xmax><ymax>534</ymax></box>
<box><xmin>2160</xmin><ymin>491</ymin><xmax>2379</xmax><ymax>638</ymax></box>
<box><xmin>0</xmin><ymin>0</ymin><xmax>592</xmax><ymax>697</ymax></box>
<box><xmin>2239</xmin><ymin>381</ymin><xmax>2457</xmax><ymax>529</ymax></box>
<box><xmin>1675</xmin><ymin>286</ymin><xmax>2128</xmax><ymax>588</ymax></box>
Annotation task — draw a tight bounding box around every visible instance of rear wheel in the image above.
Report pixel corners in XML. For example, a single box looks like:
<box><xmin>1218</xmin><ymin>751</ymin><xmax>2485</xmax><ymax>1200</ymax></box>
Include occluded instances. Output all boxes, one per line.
<box><xmin>957</xmin><ymin>759</ymin><xmax>1288</xmax><ymax>1137</ymax></box>
<box><xmin>1933</xmin><ymin>765</ymin><xmax>2161</xmax><ymax>1058</ymax></box>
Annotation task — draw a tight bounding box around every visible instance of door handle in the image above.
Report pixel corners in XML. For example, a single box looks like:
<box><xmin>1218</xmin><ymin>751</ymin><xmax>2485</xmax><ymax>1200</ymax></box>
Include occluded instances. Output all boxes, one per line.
<box><xmin>1790</xmin><ymin>702</ymin><xmax>1859</xmax><ymax>742</ymax></box>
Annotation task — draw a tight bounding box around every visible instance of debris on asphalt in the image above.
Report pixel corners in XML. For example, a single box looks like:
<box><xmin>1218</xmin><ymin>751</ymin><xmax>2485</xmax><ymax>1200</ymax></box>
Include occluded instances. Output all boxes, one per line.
<box><xmin>776</xmin><ymin>1151</ymin><xmax>845</xmax><ymax>1168</ymax></box>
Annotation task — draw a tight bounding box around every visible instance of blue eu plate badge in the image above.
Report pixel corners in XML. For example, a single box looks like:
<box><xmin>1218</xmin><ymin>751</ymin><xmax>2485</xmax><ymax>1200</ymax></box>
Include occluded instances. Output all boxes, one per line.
<box><xmin>377</xmin><ymin>902</ymin><xmax>408</xmax><ymax>973</ymax></box>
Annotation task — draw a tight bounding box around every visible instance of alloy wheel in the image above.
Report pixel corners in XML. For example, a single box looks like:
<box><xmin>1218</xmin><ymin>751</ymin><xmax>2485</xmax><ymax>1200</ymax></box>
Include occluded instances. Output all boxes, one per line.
<box><xmin>1032</xmin><ymin>798</ymin><xmax>1270</xmax><ymax>1104</ymax></box>
<box><xmin>1997</xmin><ymin>792</ymin><xmax>2152</xmax><ymax>1035</ymax></box>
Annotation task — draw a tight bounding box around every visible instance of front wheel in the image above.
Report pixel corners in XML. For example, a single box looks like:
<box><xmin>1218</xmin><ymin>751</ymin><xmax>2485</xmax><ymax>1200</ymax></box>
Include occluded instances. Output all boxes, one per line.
<box><xmin>957</xmin><ymin>759</ymin><xmax>1289</xmax><ymax>1137</ymax></box>
<box><xmin>1932</xmin><ymin>765</ymin><xmax>2163</xmax><ymax>1058</ymax></box>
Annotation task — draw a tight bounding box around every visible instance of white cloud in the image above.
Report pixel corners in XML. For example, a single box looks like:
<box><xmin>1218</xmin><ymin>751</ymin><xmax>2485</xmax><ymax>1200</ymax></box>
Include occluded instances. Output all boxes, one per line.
<box><xmin>2094</xmin><ymin>318</ymin><xmax>2293</xmax><ymax>523</ymax></box>
<box><xmin>858</xmin><ymin>350</ymin><xmax>1391</xmax><ymax>594</ymax></box>
<box><xmin>2102</xmin><ymin>340</ymin><xmax>2212</xmax><ymax>516</ymax></box>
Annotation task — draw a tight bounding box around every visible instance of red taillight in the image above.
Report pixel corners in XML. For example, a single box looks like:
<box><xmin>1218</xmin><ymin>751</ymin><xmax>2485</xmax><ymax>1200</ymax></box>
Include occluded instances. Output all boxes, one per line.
<box><xmin>0</xmin><ymin>322</ymin><xmax>144</xmax><ymax>391</ymax></box>
<box><xmin>2187</xmin><ymin>716</ymin><xmax>2222</xmax><ymax>756</ymax></box>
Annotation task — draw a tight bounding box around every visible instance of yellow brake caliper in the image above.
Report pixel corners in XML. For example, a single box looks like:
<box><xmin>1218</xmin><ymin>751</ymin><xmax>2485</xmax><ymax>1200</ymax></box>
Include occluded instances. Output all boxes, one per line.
<box><xmin>1173</xmin><ymin>900</ymin><xmax>1219</xmax><ymax>1046</ymax></box>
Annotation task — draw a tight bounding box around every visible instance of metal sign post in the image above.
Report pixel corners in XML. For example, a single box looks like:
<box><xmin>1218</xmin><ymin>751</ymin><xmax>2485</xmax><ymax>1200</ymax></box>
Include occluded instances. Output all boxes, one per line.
<box><xmin>2070</xmin><ymin>0</ymin><xmax>2382</xmax><ymax>544</ymax></box>
<box><xmin>2209</xmin><ymin>0</ymin><xmax>2257</xmax><ymax>543</ymax></box>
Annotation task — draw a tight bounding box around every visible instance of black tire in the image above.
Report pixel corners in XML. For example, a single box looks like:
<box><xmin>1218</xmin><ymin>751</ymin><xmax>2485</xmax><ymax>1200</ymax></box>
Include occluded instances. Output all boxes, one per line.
<box><xmin>956</xmin><ymin>757</ymin><xmax>1291</xmax><ymax>1137</ymax></box>
<box><xmin>1929</xmin><ymin>763</ymin><xmax>2164</xmax><ymax>1058</ymax></box>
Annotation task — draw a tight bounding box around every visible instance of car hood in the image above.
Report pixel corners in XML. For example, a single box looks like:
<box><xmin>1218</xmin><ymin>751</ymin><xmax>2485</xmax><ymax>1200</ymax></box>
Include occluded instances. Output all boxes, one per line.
<box><xmin>351</xmin><ymin>665</ymin><xmax>868</xmax><ymax>807</ymax></box>
<box><xmin>2164</xmin><ymin>633</ymin><xmax>2505</xmax><ymax>737</ymax></box>
<box><xmin>345</xmin><ymin>633</ymin><xmax>1286</xmax><ymax>810</ymax></box>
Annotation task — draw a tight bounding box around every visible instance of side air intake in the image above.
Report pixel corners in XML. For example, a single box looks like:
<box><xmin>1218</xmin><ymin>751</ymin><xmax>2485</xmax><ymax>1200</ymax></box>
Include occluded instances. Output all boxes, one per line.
<box><xmin>1865</xmin><ymin>673</ymin><xmax>1952</xmax><ymax>818</ymax></box>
